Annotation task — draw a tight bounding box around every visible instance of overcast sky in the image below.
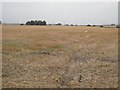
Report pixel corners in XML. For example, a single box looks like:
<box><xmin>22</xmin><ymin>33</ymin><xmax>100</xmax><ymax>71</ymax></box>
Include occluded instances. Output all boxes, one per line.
<box><xmin>1</xmin><ymin>1</ymin><xmax>119</xmax><ymax>25</ymax></box>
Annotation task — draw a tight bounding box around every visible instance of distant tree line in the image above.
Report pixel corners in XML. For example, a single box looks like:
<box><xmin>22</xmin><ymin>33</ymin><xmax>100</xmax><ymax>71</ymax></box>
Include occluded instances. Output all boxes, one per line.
<box><xmin>26</xmin><ymin>20</ymin><xmax>46</xmax><ymax>25</ymax></box>
<box><xmin>21</xmin><ymin>20</ymin><xmax>119</xmax><ymax>28</ymax></box>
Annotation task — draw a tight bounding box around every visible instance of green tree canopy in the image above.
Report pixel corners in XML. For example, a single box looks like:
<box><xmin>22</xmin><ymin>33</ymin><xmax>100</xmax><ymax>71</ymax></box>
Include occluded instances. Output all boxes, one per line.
<box><xmin>26</xmin><ymin>20</ymin><xmax>47</xmax><ymax>25</ymax></box>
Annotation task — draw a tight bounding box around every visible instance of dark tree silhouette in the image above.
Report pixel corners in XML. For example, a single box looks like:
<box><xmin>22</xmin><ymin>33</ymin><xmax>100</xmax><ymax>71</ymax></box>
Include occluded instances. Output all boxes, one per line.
<box><xmin>100</xmin><ymin>25</ymin><xmax>103</xmax><ymax>27</ymax></box>
<box><xmin>26</xmin><ymin>21</ymin><xmax>31</xmax><ymax>25</ymax></box>
<box><xmin>26</xmin><ymin>20</ymin><xmax>47</xmax><ymax>25</ymax></box>
<box><xmin>37</xmin><ymin>20</ymin><xmax>43</xmax><ymax>25</ymax></box>
<box><xmin>20</xmin><ymin>23</ymin><xmax>24</xmax><ymax>25</ymax></box>
<box><xmin>56</xmin><ymin>23</ymin><xmax>62</xmax><ymax>25</ymax></box>
<box><xmin>34</xmin><ymin>20</ymin><xmax>38</xmax><ymax>25</ymax></box>
<box><xmin>42</xmin><ymin>21</ymin><xmax>46</xmax><ymax>25</ymax></box>
<box><xmin>87</xmin><ymin>24</ymin><xmax>91</xmax><ymax>26</ymax></box>
<box><xmin>70</xmin><ymin>24</ymin><xmax>74</xmax><ymax>26</ymax></box>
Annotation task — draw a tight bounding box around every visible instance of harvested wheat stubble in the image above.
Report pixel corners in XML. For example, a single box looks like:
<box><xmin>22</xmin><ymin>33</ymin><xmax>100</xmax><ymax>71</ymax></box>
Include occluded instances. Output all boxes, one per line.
<box><xmin>2</xmin><ymin>25</ymin><xmax>118</xmax><ymax>88</ymax></box>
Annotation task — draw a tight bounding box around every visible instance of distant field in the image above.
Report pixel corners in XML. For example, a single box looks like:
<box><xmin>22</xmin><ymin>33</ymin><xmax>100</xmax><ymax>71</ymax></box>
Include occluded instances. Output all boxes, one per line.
<box><xmin>2</xmin><ymin>25</ymin><xmax>118</xmax><ymax>88</ymax></box>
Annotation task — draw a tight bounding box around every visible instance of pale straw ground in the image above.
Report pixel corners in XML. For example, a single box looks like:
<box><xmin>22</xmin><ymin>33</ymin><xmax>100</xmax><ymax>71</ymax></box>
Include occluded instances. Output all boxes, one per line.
<box><xmin>2</xmin><ymin>25</ymin><xmax>118</xmax><ymax>88</ymax></box>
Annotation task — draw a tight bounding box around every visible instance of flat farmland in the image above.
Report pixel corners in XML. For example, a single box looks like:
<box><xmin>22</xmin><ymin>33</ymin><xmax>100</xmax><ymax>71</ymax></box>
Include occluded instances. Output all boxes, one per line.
<box><xmin>2</xmin><ymin>25</ymin><xmax>118</xmax><ymax>88</ymax></box>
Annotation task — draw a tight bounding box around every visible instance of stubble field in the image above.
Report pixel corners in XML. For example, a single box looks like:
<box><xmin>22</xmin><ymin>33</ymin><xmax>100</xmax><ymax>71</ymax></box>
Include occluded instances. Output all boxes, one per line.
<box><xmin>2</xmin><ymin>25</ymin><xmax>118</xmax><ymax>88</ymax></box>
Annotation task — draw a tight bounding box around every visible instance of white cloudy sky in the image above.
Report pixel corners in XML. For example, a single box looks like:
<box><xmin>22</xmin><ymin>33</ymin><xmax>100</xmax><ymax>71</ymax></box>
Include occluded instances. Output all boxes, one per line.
<box><xmin>1</xmin><ymin>0</ymin><xmax>119</xmax><ymax>25</ymax></box>
<box><xmin>1</xmin><ymin>0</ymin><xmax>119</xmax><ymax>2</ymax></box>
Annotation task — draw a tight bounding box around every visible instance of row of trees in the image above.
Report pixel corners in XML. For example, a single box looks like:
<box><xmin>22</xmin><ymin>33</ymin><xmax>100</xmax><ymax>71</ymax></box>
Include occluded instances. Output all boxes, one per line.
<box><xmin>23</xmin><ymin>20</ymin><xmax>120</xmax><ymax>28</ymax></box>
<box><xmin>26</xmin><ymin>20</ymin><xmax>46</xmax><ymax>25</ymax></box>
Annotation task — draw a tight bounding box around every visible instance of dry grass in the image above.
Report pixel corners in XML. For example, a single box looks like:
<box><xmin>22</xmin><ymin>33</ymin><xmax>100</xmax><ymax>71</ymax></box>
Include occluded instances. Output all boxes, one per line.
<box><xmin>2</xmin><ymin>25</ymin><xmax>118</xmax><ymax>88</ymax></box>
